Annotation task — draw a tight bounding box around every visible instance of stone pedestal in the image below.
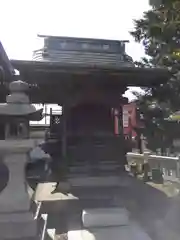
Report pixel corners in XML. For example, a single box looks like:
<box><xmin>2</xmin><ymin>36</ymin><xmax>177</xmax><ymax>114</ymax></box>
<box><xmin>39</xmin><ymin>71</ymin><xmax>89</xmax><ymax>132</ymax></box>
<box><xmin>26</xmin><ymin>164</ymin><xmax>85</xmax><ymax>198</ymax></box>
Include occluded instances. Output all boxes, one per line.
<box><xmin>0</xmin><ymin>139</ymin><xmax>37</xmax><ymax>239</ymax></box>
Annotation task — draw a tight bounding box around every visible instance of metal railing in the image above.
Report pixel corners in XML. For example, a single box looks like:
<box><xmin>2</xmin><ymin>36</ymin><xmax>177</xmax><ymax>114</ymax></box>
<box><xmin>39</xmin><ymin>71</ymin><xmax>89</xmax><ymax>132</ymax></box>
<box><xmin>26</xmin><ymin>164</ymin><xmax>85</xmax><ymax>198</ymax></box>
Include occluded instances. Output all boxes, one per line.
<box><xmin>127</xmin><ymin>152</ymin><xmax>180</xmax><ymax>183</ymax></box>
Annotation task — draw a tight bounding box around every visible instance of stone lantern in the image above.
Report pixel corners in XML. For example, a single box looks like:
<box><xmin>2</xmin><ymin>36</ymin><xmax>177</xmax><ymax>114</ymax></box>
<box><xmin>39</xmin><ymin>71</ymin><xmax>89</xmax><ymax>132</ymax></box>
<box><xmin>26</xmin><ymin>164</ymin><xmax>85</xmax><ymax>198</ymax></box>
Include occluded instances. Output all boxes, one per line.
<box><xmin>0</xmin><ymin>80</ymin><xmax>43</xmax><ymax>239</ymax></box>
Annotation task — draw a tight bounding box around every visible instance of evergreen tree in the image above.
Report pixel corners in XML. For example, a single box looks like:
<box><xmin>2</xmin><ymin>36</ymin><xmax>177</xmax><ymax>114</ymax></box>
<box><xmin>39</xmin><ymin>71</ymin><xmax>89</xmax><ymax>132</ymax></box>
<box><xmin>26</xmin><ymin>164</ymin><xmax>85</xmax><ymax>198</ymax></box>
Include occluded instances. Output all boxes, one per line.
<box><xmin>130</xmin><ymin>0</ymin><xmax>180</xmax><ymax>151</ymax></box>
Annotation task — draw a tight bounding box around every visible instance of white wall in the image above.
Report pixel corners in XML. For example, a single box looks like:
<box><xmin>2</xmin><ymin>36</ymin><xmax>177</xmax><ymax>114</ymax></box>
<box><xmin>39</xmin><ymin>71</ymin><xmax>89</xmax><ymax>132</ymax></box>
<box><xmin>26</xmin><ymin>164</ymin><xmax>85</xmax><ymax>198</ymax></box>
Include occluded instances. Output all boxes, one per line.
<box><xmin>30</xmin><ymin>104</ymin><xmax>62</xmax><ymax>126</ymax></box>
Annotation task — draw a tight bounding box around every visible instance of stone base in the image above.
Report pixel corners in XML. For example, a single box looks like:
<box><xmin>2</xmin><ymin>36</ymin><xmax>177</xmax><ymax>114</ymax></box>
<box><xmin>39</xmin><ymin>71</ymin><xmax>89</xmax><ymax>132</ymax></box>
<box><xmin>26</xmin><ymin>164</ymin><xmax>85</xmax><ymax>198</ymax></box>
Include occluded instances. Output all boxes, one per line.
<box><xmin>56</xmin><ymin>181</ymin><xmax>71</xmax><ymax>192</ymax></box>
<box><xmin>0</xmin><ymin>212</ymin><xmax>37</xmax><ymax>239</ymax></box>
<box><xmin>82</xmin><ymin>208</ymin><xmax>129</xmax><ymax>228</ymax></box>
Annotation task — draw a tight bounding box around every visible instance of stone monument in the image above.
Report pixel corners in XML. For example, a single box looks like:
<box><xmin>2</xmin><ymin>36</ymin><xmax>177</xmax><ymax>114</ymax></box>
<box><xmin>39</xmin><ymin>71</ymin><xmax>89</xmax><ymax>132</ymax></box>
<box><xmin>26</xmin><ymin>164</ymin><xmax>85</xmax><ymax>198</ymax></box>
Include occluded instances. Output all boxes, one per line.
<box><xmin>0</xmin><ymin>80</ymin><xmax>43</xmax><ymax>239</ymax></box>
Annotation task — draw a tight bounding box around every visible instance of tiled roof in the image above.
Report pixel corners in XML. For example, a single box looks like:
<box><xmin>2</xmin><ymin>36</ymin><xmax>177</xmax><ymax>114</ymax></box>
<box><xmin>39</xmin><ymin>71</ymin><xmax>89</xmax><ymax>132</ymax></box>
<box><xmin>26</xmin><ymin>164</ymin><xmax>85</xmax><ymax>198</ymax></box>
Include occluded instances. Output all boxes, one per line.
<box><xmin>33</xmin><ymin>35</ymin><xmax>134</xmax><ymax>69</ymax></box>
<box><xmin>33</xmin><ymin>49</ymin><xmax>134</xmax><ymax>69</ymax></box>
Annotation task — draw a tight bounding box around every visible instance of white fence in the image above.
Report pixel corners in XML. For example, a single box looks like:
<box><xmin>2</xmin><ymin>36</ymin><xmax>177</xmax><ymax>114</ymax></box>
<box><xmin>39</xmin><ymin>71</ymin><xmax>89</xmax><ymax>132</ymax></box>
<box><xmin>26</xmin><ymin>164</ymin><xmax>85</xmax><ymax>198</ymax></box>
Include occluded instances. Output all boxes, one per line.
<box><xmin>127</xmin><ymin>152</ymin><xmax>180</xmax><ymax>183</ymax></box>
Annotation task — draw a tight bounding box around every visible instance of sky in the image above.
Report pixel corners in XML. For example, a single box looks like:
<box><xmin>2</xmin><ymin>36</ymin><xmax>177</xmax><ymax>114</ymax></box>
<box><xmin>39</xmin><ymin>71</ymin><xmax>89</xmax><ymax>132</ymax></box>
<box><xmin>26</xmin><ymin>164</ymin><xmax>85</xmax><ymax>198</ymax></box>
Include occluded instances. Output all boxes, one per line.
<box><xmin>0</xmin><ymin>0</ymin><xmax>150</xmax><ymax>102</ymax></box>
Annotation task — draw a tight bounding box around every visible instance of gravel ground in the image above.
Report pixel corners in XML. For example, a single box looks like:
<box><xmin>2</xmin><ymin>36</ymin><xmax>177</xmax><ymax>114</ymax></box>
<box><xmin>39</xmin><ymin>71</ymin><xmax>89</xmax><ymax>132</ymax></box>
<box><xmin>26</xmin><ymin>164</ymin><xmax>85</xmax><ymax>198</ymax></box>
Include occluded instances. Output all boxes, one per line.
<box><xmin>1</xmin><ymin>160</ymin><xmax>180</xmax><ymax>240</ymax></box>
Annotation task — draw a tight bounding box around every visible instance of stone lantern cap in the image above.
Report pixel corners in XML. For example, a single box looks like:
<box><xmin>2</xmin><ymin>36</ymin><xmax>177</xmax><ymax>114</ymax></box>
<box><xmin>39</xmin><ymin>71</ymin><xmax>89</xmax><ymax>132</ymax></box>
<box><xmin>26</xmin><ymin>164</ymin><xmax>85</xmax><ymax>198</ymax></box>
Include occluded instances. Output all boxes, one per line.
<box><xmin>9</xmin><ymin>80</ymin><xmax>29</xmax><ymax>92</ymax></box>
<box><xmin>0</xmin><ymin>80</ymin><xmax>43</xmax><ymax>119</ymax></box>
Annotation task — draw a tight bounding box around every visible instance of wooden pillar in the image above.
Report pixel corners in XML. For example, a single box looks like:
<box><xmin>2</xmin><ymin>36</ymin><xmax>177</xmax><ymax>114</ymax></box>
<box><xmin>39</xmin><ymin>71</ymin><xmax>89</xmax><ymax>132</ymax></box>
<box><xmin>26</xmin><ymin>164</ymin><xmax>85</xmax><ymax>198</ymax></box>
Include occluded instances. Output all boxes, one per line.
<box><xmin>61</xmin><ymin>104</ymin><xmax>67</xmax><ymax>178</ymax></box>
<box><xmin>44</xmin><ymin>104</ymin><xmax>47</xmax><ymax>125</ymax></box>
<box><xmin>137</xmin><ymin>132</ymin><xmax>142</xmax><ymax>153</ymax></box>
<box><xmin>50</xmin><ymin>108</ymin><xmax>52</xmax><ymax>128</ymax></box>
<box><xmin>114</xmin><ymin>108</ymin><xmax>119</xmax><ymax>135</ymax></box>
<box><xmin>62</xmin><ymin>105</ymin><xmax>67</xmax><ymax>158</ymax></box>
<box><xmin>118</xmin><ymin>105</ymin><xmax>123</xmax><ymax>135</ymax></box>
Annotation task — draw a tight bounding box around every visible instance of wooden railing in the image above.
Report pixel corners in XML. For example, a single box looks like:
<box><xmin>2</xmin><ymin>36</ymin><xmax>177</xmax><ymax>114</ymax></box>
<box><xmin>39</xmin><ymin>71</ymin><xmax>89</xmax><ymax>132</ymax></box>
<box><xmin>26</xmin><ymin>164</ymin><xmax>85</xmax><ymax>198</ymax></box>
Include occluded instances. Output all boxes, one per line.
<box><xmin>127</xmin><ymin>152</ymin><xmax>180</xmax><ymax>183</ymax></box>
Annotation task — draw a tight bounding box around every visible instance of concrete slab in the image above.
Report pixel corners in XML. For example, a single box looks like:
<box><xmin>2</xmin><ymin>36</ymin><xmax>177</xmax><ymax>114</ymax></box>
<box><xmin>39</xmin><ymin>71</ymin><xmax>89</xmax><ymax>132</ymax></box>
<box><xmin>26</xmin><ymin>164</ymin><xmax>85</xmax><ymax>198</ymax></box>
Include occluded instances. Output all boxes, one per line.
<box><xmin>34</xmin><ymin>182</ymin><xmax>77</xmax><ymax>201</ymax></box>
<box><xmin>68</xmin><ymin>207</ymin><xmax>151</xmax><ymax>240</ymax></box>
<box><xmin>82</xmin><ymin>208</ymin><xmax>129</xmax><ymax>228</ymax></box>
<box><xmin>34</xmin><ymin>175</ymin><xmax>131</xmax><ymax>203</ymax></box>
<box><xmin>147</xmin><ymin>181</ymin><xmax>180</xmax><ymax>197</ymax></box>
<box><xmin>68</xmin><ymin>223</ymin><xmax>152</xmax><ymax>240</ymax></box>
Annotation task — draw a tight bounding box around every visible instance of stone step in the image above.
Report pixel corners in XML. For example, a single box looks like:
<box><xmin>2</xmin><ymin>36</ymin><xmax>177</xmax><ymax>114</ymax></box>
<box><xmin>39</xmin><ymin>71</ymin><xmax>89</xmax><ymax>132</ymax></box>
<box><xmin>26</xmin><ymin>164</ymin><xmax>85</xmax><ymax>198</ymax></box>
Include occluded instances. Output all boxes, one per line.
<box><xmin>68</xmin><ymin>176</ymin><xmax>130</xmax><ymax>187</ymax></box>
<box><xmin>68</xmin><ymin>224</ymin><xmax>152</xmax><ymax>240</ymax></box>
<box><xmin>68</xmin><ymin>208</ymin><xmax>152</xmax><ymax>240</ymax></box>
<box><xmin>69</xmin><ymin>164</ymin><xmax>120</xmax><ymax>172</ymax></box>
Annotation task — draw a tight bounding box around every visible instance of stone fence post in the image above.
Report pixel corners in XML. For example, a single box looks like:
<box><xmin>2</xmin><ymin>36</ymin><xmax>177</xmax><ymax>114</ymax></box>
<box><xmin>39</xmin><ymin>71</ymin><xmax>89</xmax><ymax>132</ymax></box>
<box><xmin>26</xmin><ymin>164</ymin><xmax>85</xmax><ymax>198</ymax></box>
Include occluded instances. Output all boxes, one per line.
<box><xmin>176</xmin><ymin>155</ymin><xmax>180</xmax><ymax>179</ymax></box>
<box><xmin>143</xmin><ymin>152</ymin><xmax>150</xmax><ymax>181</ymax></box>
